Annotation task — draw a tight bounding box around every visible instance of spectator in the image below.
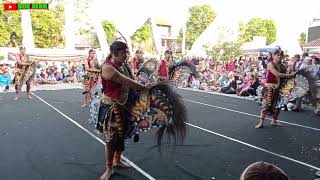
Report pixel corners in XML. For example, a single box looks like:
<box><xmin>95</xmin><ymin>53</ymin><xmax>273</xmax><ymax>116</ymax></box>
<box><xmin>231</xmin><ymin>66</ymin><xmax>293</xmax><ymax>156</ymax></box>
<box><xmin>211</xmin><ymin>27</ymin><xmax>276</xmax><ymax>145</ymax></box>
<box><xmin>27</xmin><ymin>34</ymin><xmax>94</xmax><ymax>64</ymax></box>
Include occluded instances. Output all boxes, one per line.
<box><xmin>240</xmin><ymin>161</ymin><xmax>288</xmax><ymax>180</ymax></box>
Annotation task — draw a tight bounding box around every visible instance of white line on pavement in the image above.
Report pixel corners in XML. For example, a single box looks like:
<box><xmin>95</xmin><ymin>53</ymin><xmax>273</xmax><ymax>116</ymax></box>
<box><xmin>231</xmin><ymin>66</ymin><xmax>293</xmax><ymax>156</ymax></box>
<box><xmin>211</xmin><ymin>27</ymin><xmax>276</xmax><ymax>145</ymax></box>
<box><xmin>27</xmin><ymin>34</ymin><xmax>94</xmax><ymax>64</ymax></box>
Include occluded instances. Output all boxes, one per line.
<box><xmin>185</xmin><ymin>99</ymin><xmax>320</xmax><ymax>132</ymax></box>
<box><xmin>31</xmin><ymin>92</ymin><xmax>156</xmax><ymax>180</ymax></box>
<box><xmin>179</xmin><ymin>87</ymin><xmax>255</xmax><ymax>100</ymax></box>
<box><xmin>187</xmin><ymin>122</ymin><xmax>320</xmax><ymax>171</ymax></box>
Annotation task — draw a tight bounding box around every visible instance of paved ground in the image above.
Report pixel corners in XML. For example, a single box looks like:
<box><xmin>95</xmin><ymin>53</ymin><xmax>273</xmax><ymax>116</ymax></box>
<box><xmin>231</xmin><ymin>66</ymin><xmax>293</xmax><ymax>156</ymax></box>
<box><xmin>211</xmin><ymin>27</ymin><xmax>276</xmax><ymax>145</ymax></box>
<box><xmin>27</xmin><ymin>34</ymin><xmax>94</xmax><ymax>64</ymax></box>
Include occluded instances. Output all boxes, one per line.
<box><xmin>1</xmin><ymin>86</ymin><xmax>320</xmax><ymax>180</ymax></box>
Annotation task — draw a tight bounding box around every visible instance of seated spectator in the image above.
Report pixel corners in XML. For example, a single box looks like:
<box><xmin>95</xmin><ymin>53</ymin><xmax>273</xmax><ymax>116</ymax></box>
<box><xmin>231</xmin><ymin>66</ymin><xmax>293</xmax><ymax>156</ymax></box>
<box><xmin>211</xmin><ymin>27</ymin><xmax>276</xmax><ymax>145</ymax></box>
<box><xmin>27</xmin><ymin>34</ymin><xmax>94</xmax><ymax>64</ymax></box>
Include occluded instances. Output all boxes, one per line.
<box><xmin>237</xmin><ymin>74</ymin><xmax>253</xmax><ymax>96</ymax></box>
<box><xmin>0</xmin><ymin>64</ymin><xmax>11</xmax><ymax>91</ymax></box>
<box><xmin>189</xmin><ymin>76</ymin><xmax>200</xmax><ymax>89</ymax></box>
<box><xmin>218</xmin><ymin>72</ymin><xmax>229</xmax><ymax>87</ymax></box>
<box><xmin>248</xmin><ymin>75</ymin><xmax>260</xmax><ymax>96</ymax></box>
<box><xmin>47</xmin><ymin>73</ymin><xmax>57</xmax><ymax>81</ymax></box>
<box><xmin>55</xmin><ymin>72</ymin><xmax>63</xmax><ymax>81</ymax></box>
<box><xmin>220</xmin><ymin>72</ymin><xmax>237</xmax><ymax>94</ymax></box>
<box><xmin>240</xmin><ymin>161</ymin><xmax>288</xmax><ymax>180</ymax></box>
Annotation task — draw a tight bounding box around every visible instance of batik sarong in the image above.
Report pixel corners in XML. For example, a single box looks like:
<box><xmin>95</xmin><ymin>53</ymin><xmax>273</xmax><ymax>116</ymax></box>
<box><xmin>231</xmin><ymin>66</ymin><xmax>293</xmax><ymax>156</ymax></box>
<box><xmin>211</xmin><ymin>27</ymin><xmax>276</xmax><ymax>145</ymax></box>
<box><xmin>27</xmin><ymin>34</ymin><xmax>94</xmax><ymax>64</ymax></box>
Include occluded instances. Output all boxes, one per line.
<box><xmin>14</xmin><ymin>66</ymin><xmax>34</xmax><ymax>92</ymax></box>
<box><xmin>83</xmin><ymin>71</ymin><xmax>99</xmax><ymax>104</ymax></box>
<box><xmin>96</xmin><ymin>95</ymin><xmax>128</xmax><ymax>152</ymax></box>
<box><xmin>261</xmin><ymin>83</ymin><xmax>281</xmax><ymax>117</ymax></box>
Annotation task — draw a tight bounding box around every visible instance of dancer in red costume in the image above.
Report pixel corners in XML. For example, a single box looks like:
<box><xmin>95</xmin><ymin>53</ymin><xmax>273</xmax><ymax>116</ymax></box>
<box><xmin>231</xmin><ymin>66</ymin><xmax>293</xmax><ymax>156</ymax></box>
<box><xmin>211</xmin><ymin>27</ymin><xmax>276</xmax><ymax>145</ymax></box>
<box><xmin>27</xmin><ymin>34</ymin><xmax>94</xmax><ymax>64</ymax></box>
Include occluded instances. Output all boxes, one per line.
<box><xmin>97</xmin><ymin>41</ymin><xmax>150</xmax><ymax>180</ymax></box>
<box><xmin>255</xmin><ymin>49</ymin><xmax>296</xmax><ymax>128</ymax></box>
<box><xmin>157</xmin><ymin>49</ymin><xmax>173</xmax><ymax>81</ymax></box>
<box><xmin>81</xmin><ymin>49</ymin><xmax>100</xmax><ymax>107</ymax></box>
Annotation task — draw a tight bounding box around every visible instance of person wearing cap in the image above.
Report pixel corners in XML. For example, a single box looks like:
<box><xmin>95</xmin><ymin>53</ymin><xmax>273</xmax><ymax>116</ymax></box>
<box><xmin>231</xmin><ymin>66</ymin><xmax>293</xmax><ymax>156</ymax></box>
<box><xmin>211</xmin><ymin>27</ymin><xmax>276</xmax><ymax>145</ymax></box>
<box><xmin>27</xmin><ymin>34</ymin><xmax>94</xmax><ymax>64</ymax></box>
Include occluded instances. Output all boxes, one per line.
<box><xmin>240</xmin><ymin>161</ymin><xmax>288</xmax><ymax>180</ymax></box>
<box><xmin>156</xmin><ymin>49</ymin><xmax>173</xmax><ymax>81</ymax></box>
<box><xmin>13</xmin><ymin>46</ymin><xmax>35</xmax><ymax>100</ymax></box>
<box><xmin>255</xmin><ymin>49</ymin><xmax>296</xmax><ymax>128</ymax></box>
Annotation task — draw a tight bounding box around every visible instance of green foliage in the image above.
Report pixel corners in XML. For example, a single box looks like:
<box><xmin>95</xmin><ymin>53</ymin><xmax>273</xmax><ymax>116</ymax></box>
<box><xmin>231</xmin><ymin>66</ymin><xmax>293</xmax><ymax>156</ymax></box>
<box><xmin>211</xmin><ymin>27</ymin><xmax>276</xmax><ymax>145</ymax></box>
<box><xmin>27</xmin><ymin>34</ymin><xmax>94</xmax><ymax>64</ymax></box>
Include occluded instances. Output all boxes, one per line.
<box><xmin>75</xmin><ymin>0</ymin><xmax>93</xmax><ymax>36</ymax></box>
<box><xmin>0</xmin><ymin>4</ymin><xmax>23</xmax><ymax>47</ymax></box>
<box><xmin>239</xmin><ymin>18</ymin><xmax>276</xmax><ymax>45</ymax></box>
<box><xmin>0</xmin><ymin>56</ymin><xmax>5</xmax><ymax>61</ymax></box>
<box><xmin>178</xmin><ymin>5</ymin><xmax>217</xmax><ymax>50</ymax></box>
<box><xmin>79</xmin><ymin>28</ymin><xmax>92</xmax><ymax>35</ymax></box>
<box><xmin>299</xmin><ymin>32</ymin><xmax>306</xmax><ymax>45</ymax></box>
<box><xmin>31</xmin><ymin>5</ymin><xmax>65</xmax><ymax>48</ymax></box>
<box><xmin>92</xmin><ymin>34</ymin><xmax>100</xmax><ymax>47</ymax></box>
<box><xmin>205</xmin><ymin>41</ymin><xmax>243</xmax><ymax>61</ymax></box>
<box><xmin>131</xmin><ymin>23</ymin><xmax>154</xmax><ymax>52</ymax></box>
<box><xmin>101</xmin><ymin>20</ymin><xmax>117</xmax><ymax>43</ymax></box>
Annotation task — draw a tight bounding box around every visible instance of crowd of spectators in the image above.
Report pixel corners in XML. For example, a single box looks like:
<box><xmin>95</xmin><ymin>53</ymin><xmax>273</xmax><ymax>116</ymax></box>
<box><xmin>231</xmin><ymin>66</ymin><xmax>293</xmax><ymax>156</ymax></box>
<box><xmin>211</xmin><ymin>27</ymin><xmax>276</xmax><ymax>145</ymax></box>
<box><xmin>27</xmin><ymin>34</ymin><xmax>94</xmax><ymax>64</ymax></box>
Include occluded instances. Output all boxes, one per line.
<box><xmin>180</xmin><ymin>52</ymin><xmax>320</xmax><ymax>100</ymax></box>
<box><xmin>1</xmin><ymin>52</ymin><xmax>320</xmax><ymax>111</ymax></box>
<box><xmin>0</xmin><ymin>61</ymin><xmax>85</xmax><ymax>91</ymax></box>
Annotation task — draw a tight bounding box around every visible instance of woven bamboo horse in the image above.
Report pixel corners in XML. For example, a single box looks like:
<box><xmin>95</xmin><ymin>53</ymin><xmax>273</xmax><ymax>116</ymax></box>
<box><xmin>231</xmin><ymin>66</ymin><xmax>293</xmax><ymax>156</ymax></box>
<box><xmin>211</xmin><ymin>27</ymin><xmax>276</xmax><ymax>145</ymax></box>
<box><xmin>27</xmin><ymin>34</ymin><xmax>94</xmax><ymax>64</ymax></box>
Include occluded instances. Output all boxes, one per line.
<box><xmin>92</xmin><ymin>31</ymin><xmax>188</xmax><ymax>145</ymax></box>
<box><xmin>256</xmin><ymin>68</ymin><xmax>314</xmax><ymax>109</ymax></box>
<box><xmin>124</xmin><ymin>81</ymin><xmax>187</xmax><ymax>144</ymax></box>
<box><xmin>136</xmin><ymin>59</ymin><xmax>198</xmax><ymax>86</ymax></box>
<box><xmin>119</xmin><ymin>62</ymin><xmax>188</xmax><ymax>145</ymax></box>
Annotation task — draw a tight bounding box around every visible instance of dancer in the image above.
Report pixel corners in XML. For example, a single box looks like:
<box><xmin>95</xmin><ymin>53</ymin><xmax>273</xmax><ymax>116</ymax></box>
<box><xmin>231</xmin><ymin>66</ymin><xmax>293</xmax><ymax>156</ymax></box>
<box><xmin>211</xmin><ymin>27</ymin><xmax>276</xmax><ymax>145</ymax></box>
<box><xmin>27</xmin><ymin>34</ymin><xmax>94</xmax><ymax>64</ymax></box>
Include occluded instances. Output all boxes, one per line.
<box><xmin>97</xmin><ymin>41</ymin><xmax>150</xmax><ymax>180</ymax></box>
<box><xmin>157</xmin><ymin>49</ymin><xmax>173</xmax><ymax>81</ymax></box>
<box><xmin>130</xmin><ymin>49</ymin><xmax>144</xmax><ymax>74</ymax></box>
<box><xmin>255</xmin><ymin>49</ymin><xmax>296</xmax><ymax>128</ymax></box>
<box><xmin>81</xmin><ymin>49</ymin><xmax>100</xmax><ymax>107</ymax></box>
<box><xmin>14</xmin><ymin>46</ymin><xmax>35</xmax><ymax>100</ymax></box>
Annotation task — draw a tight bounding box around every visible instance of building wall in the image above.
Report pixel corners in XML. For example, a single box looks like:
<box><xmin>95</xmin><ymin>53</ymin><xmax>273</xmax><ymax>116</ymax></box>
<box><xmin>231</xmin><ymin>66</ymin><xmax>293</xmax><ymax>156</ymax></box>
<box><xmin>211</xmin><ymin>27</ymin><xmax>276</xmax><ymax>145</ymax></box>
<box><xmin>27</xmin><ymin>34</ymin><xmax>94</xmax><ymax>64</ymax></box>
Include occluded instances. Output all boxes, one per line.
<box><xmin>307</xmin><ymin>26</ymin><xmax>320</xmax><ymax>42</ymax></box>
<box><xmin>307</xmin><ymin>18</ymin><xmax>320</xmax><ymax>43</ymax></box>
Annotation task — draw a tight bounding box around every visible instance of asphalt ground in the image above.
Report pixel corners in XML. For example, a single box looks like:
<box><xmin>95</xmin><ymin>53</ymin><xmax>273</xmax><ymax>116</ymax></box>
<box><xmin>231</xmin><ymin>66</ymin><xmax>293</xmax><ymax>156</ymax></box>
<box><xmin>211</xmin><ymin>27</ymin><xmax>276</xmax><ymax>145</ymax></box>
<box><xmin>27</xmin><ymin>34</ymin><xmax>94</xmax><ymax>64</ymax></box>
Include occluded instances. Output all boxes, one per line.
<box><xmin>0</xmin><ymin>87</ymin><xmax>320</xmax><ymax>180</ymax></box>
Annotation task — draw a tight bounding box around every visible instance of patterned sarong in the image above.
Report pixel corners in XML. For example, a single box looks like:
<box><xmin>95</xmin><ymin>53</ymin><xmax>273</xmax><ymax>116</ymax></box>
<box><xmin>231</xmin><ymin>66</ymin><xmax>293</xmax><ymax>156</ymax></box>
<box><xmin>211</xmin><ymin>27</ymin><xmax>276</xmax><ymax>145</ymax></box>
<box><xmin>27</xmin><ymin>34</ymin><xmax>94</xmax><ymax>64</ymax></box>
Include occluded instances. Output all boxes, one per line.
<box><xmin>97</xmin><ymin>95</ymin><xmax>128</xmax><ymax>151</ymax></box>
<box><xmin>82</xmin><ymin>71</ymin><xmax>99</xmax><ymax>104</ymax></box>
<box><xmin>261</xmin><ymin>83</ymin><xmax>281</xmax><ymax>117</ymax></box>
<box><xmin>14</xmin><ymin>66</ymin><xmax>34</xmax><ymax>92</ymax></box>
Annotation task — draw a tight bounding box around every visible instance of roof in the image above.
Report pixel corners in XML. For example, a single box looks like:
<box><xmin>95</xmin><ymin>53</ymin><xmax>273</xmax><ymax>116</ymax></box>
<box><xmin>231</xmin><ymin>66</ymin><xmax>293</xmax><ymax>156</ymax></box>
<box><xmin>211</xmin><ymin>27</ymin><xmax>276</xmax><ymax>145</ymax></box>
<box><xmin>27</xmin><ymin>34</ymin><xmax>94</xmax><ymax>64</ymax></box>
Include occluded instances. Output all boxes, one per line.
<box><xmin>305</xmin><ymin>38</ymin><xmax>320</xmax><ymax>47</ymax></box>
<box><xmin>29</xmin><ymin>55</ymin><xmax>86</xmax><ymax>62</ymax></box>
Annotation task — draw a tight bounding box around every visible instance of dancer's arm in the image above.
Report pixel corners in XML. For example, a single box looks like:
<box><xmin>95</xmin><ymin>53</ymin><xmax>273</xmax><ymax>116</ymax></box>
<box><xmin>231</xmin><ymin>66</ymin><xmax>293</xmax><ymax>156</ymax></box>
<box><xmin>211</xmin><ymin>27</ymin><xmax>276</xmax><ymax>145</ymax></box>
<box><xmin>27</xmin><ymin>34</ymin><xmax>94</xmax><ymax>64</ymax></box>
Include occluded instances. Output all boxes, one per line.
<box><xmin>102</xmin><ymin>65</ymin><xmax>146</xmax><ymax>90</ymax></box>
<box><xmin>267</xmin><ymin>63</ymin><xmax>295</xmax><ymax>78</ymax></box>
<box><xmin>15</xmin><ymin>54</ymin><xmax>31</xmax><ymax>66</ymax></box>
<box><xmin>84</xmin><ymin>60</ymin><xmax>100</xmax><ymax>73</ymax></box>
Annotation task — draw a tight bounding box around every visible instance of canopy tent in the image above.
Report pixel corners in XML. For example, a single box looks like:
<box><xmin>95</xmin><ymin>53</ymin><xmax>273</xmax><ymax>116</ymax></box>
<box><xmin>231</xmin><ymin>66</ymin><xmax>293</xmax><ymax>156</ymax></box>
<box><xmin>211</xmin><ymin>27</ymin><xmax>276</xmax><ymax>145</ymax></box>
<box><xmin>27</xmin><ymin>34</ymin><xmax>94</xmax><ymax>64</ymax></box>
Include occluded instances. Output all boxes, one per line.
<box><xmin>267</xmin><ymin>39</ymin><xmax>302</xmax><ymax>56</ymax></box>
<box><xmin>243</xmin><ymin>39</ymin><xmax>302</xmax><ymax>56</ymax></box>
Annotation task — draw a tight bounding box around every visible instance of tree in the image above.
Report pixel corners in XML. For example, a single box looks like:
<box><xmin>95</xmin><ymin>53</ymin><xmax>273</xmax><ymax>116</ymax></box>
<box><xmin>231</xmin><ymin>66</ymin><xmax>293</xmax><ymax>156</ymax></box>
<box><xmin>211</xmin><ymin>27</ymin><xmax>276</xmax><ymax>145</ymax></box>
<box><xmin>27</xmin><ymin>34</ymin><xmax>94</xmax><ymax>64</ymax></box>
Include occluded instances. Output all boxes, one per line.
<box><xmin>299</xmin><ymin>32</ymin><xmax>306</xmax><ymax>45</ymax></box>
<box><xmin>178</xmin><ymin>5</ymin><xmax>217</xmax><ymax>50</ymax></box>
<box><xmin>75</xmin><ymin>0</ymin><xmax>94</xmax><ymax>36</ymax></box>
<box><xmin>102</xmin><ymin>20</ymin><xmax>117</xmax><ymax>43</ymax></box>
<box><xmin>31</xmin><ymin>5</ymin><xmax>65</xmax><ymax>48</ymax></box>
<box><xmin>239</xmin><ymin>18</ymin><xmax>276</xmax><ymax>45</ymax></box>
<box><xmin>0</xmin><ymin>4</ymin><xmax>23</xmax><ymax>47</ymax></box>
<box><xmin>0</xmin><ymin>1</ymin><xmax>64</xmax><ymax>48</ymax></box>
<box><xmin>131</xmin><ymin>23</ymin><xmax>154</xmax><ymax>52</ymax></box>
<box><xmin>205</xmin><ymin>41</ymin><xmax>243</xmax><ymax>61</ymax></box>
<box><xmin>92</xmin><ymin>20</ymin><xmax>117</xmax><ymax>48</ymax></box>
